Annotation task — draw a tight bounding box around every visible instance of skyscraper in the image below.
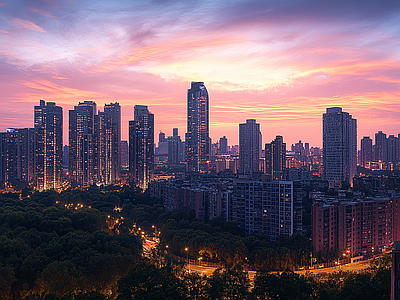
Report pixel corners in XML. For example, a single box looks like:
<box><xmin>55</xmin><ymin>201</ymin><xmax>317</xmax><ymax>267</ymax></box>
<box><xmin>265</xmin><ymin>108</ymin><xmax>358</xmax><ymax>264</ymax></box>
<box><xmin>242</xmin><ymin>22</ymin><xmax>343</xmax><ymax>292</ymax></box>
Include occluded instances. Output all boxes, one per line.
<box><xmin>0</xmin><ymin>128</ymin><xmax>35</xmax><ymax>184</ymax></box>
<box><xmin>219</xmin><ymin>136</ymin><xmax>228</xmax><ymax>154</ymax></box>
<box><xmin>265</xmin><ymin>135</ymin><xmax>286</xmax><ymax>180</ymax></box>
<box><xmin>69</xmin><ymin>101</ymin><xmax>96</xmax><ymax>187</ymax></box>
<box><xmin>323</xmin><ymin>107</ymin><xmax>357</xmax><ymax>188</ymax></box>
<box><xmin>34</xmin><ymin>100</ymin><xmax>63</xmax><ymax>191</ymax></box>
<box><xmin>375</xmin><ymin>131</ymin><xmax>387</xmax><ymax>162</ymax></box>
<box><xmin>104</xmin><ymin>102</ymin><xmax>121</xmax><ymax>180</ymax></box>
<box><xmin>387</xmin><ymin>134</ymin><xmax>398</xmax><ymax>162</ymax></box>
<box><xmin>360</xmin><ymin>136</ymin><xmax>373</xmax><ymax>167</ymax></box>
<box><xmin>186</xmin><ymin>82</ymin><xmax>209</xmax><ymax>173</ymax></box>
<box><xmin>129</xmin><ymin>105</ymin><xmax>154</xmax><ymax>190</ymax></box>
<box><xmin>239</xmin><ymin>119</ymin><xmax>261</xmax><ymax>174</ymax></box>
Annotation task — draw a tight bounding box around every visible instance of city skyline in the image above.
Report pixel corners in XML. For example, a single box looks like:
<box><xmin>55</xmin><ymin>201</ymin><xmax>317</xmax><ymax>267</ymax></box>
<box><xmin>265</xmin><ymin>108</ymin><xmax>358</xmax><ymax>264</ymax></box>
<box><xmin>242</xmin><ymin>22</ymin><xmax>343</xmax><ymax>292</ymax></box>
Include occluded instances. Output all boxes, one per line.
<box><xmin>1</xmin><ymin>1</ymin><xmax>400</xmax><ymax>147</ymax></box>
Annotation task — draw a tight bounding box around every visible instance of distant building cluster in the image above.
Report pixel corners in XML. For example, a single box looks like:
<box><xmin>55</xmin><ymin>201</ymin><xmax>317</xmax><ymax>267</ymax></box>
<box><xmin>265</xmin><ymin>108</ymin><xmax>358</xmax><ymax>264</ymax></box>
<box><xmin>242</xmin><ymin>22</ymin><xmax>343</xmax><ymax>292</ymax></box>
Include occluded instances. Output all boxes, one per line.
<box><xmin>2</xmin><ymin>82</ymin><xmax>400</xmax><ymax>257</ymax></box>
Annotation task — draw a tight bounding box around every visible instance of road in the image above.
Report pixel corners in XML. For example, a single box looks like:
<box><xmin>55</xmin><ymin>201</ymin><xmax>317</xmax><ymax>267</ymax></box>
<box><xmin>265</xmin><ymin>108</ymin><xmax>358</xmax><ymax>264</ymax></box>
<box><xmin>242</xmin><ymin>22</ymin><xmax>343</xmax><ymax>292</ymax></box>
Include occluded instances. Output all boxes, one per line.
<box><xmin>144</xmin><ymin>239</ymin><xmax>372</xmax><ymax>279</ymax></box>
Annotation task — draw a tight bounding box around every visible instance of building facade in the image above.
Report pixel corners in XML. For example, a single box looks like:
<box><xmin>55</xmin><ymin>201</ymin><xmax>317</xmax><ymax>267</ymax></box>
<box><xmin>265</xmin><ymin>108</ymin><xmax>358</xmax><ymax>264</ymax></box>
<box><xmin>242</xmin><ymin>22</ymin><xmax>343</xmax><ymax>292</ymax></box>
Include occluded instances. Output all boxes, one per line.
<box><xmin>312</xmin><ymin>197</ymin><xmax>400</xmax><ymax>254</ymax></box>
<box><xmin>69</xmin><ymin>101</ymin><xmax>97</xmax><ymax>187</ymax></box>
<box><xmin>129</xmin><ymin>105</ymin><xmax>154</xmax><ymax>190</ymax></box>
<box><xmin>0</xmin><ymin>128</ymin><xmax>35</xmax><ymax>184</ymax></box>
<box><xmin>239</xmin><ymin>119</ymin><xmax>261</xmax><ymax>174</ymax></box>
<box><xmin>323</xmin><ymin>107</ymin><xmax>357</xmax><ymax>188</ymax></box>
<box><xmin>232</xmin><ymin>178</ymin><xmax>294</xmax><ymax>241</ymax></box>
<box><xmin>265</xmin><ymin>135</ymin><xmax>286</xmax><ymax>180</ymax></box>
<box><xmin>360</xmin><ymin>136</ymin><xmax>373</xmax><ymax>167</ymax></box>
<box><xmin>34</xmin><ymin>100</ymin><xmax>63</xmax><ymax>191</ymax></box>
<box><xmin>185</xmin><ymin>82</ymin><xmax>209</xmax><ymax>173</ymax></box>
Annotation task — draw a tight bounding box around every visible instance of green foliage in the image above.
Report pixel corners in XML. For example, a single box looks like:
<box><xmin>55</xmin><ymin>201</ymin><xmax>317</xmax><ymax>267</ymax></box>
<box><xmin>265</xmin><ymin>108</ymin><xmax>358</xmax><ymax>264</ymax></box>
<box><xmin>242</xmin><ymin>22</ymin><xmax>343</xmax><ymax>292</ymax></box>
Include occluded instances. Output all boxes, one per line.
<box><xmin>117</xmin><ymin>261</ymin><xmax>186</xmax><ymax>300</ymax></box>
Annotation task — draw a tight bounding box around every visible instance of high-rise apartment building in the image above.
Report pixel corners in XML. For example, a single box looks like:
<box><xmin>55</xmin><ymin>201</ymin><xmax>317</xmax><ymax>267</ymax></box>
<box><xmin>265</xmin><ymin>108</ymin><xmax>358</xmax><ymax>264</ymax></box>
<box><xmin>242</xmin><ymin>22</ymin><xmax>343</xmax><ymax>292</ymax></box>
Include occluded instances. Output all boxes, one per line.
<box><xmin>0</xmin><ymin>128</ymin><xmax>35</xmax><ymax>184</ymax></box>
<box><xmin>186</xmin><ymin>82</ymin><xmax>209</xmax><ymax>173</ymax></box>
<box><xmin>265</xmin><ymin>135</ymin><xmax>286</xmax><ymax>180</ymax></box>
<box><xmin>104</xmin><ymin>102</ymin><xmax>121</xmax><ymax>180</ymax></box>
<box><xmin>121</xmin><ymin>141</ymin><xmax>129</xmax><ymax>170</ymax></box>
<box><xmin>375</xmin><ymin>131</ymin><xmax>388</xmax><ymax>162</ymax></box>
<box><xmin>360</xmin><ymin>136</ymin><xmax>373</xmax><ymax>167</ymax></box>
<box><xmin>94</xmin><ymin>111</ymin><xmax>114</xmax><ymax>185</ymax></box>
<box><xmin>323</xmin><ymin>107</ymin><xmax>357</xmax><ymax>188</ymax></box>
<box><xmin>239</xmin><ymin>119</ymin><xmax>261</xmax><ymax>174</ymax></box>
<box><xmin>69</xmin><ymin>101</ymin><xmax>97</xmax><ymax>187</ymax></box>
<box><xmin>387</xmin><ymin>135</ymin><xmax>398</xmax><ymax>162</ymax></box>
<box><xmin>232</xmin><ymin>178</ymin><xmax>294</xmax><ymax>240</ymax></box>
<box><xmin>219</xmin><ymin>136</ymin><xmax>228</xmax><ymax>154</ymax></box>
<box><xmin>129</xmin><ymin>105</ymin><xmax>154</xmax><ymax>190</ymax></box>
<box><xmin>34</xmin><ymin>100</ymin><xmax>63</xmax><ymax>191</ymax></box>
<box><xmin>69</xmin><ymin>101</ymin><xmax>121</xmax><ymax>187</ymax></box>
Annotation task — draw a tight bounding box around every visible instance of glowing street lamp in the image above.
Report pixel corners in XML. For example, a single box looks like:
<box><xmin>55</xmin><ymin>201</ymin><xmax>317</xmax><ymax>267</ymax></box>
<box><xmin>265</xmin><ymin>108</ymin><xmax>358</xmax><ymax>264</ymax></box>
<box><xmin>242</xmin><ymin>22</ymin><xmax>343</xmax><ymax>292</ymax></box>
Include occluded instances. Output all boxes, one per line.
<box><xmin>185</xmin><ymin>247</ymin><xmax>190</xmax><ymax>272</ymax></box>
<box><xmin>198</xmin><ymin>257</ymin><xmax>203</xmax><ymax>276</ymax></box>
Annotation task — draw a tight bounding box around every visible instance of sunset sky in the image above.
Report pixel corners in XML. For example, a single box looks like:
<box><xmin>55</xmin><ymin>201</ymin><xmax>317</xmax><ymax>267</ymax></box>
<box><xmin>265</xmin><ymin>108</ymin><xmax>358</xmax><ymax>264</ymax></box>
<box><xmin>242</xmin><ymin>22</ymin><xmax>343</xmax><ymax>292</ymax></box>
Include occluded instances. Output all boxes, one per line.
<box><xmin>1</xmin><ymin>0</ymin><xmax>400</xmax><ymax>148</ymax></box>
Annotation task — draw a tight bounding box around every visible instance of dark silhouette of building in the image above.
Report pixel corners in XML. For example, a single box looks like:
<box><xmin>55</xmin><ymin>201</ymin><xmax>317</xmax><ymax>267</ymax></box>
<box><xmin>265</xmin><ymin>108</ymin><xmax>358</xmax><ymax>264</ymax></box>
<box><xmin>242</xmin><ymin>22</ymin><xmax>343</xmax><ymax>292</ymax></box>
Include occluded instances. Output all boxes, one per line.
<box><xmin>219</xmin><ymin>136</ymin><xmax>228</xmax><ymax>154</ymax></box>
<box><xmin>265</xmin><ymin>135</ymin><xmax>286</xmax><ymax>180</ymax></box>
<box><xmin>360</xmin><ymin>136</ymin><xmax>373</xmax><ymax>167</ymax></box>
<box><xmin>129</xmin><ymin>105</ymin><xmax>154</xmax><ymax>190</ymax></box>
<box><xmin>375</xmin><ymin>131</ymin><xmax>388</xmax><ymax>162</ymax></box>
<box><xmin>239</xmin><ymin>119</ymin><xmax>261</xmax><ymax>174</ymax></box>
<box><xmin>186</xmin><ymin>82</ymin><xmax>209</xmax><ymax>173</ymax></box>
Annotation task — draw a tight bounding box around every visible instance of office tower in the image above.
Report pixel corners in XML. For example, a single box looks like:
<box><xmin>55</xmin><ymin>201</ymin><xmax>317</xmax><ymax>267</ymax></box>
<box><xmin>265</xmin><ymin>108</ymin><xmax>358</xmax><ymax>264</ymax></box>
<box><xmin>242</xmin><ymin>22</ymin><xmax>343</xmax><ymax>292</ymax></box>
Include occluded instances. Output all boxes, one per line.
<box><xmin>239</xmin><ymin>119</ymin><xmax>261</xmax><ymax>173</ymax></box>
<box><xmin>375</xmin><ymin>131</ymin><xmax>388</xmax><ymax>162</ymax></box>
<box><xmin>173</xmin><ymin>128</ymin><xmax>178</xmax><ymax>137</ymax></box>
<box><xmin>360</xmin><ymin>136</ymin><xmax>373</xmax><ymax>167</ymax></box>
<box><xmin>186</xmin><ymin>82</ymin><xmax>209</xmax><ymax>173</ymax></box>
<box><xmin>121</xmin><ymin>141</ymin><xmax>129</xmax><ymax>170</ymax></box>
<box><xmin>34</xmin><ymin>100</ymin><xmax>63</xmax><ymax>191</ymax></box>
<box><xmin>104</xmin><ymin>102</ymin><xmax>121</xmax><ymax>180</ymax></box>
<box><xmin>265</xmin><ymin>135</ymin><xmax>286</xmax><ymax>180</ymax></box>
<box><xmin>69</xmin><ymin>101</ymin><xmax>96</xmax><ymax>187</ymax></box>
<box><xmin>387</xmin><ymin>135</ymin><xmax>398</xmax><ymax>162</ymax></box>
<box><xmin>0</xmin><ymin>128</ymin><xmax>35</xmax><ymax>183</ymax></box>
<box><xmin>219</xmin><ymin>136</ymin><xmax>228</xmax><ymax>154</ymax></box>
<box><xmin>129</xmin><ymin>105</ymin><xmax>154</xmax><ymax>190</ymax></box>
<box><xmin>323</xmin><ymin>107</ymin><xmax>357</xmax><ymax>189</ymax></box>
<box><xmin>304</xmin><ymin>143</ymin><xmax>310</xmax><ymax>155</ymax></box>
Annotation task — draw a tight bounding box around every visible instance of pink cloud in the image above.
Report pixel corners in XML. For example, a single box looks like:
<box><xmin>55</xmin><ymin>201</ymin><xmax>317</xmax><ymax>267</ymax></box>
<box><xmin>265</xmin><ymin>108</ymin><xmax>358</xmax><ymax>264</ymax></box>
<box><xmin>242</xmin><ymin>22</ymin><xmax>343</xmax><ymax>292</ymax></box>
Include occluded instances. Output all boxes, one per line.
<box><xmin>11</xmin><ymin>18</ymin><xmax>45</xmax><ymax>32</ymax></box>
<box><xmin>30</xmin><ymin>7</ymin><xmax>57</xmax><ymax>19</ymax></box>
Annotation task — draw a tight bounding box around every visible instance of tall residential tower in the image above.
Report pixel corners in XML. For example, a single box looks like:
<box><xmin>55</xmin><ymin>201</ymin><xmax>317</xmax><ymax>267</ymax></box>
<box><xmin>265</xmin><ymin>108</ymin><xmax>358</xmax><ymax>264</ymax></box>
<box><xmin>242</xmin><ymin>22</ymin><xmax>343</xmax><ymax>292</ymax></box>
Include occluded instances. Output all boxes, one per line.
<box><xmin>129</xmin><ymin>105</ymin><xmax>154</xmax><ymax>190</ymax></box>
<box><xmin>239</xmin><ymin>119</ymin><xmax>261</xmax><ymax>174</ymax></box>
<box><xmin>185</xmin><ymin>82</ymin><xmax>209</xmax><ymax>173</ymax></box>
<box><xmin>323</xmin><ymin>107</ymin><xmax>357</xmax><ymax>188</ymax></box>
<box><xmin>34</xmin><ymin>100</ymin><xmax>63</xmax><ymax>191</ymax></box>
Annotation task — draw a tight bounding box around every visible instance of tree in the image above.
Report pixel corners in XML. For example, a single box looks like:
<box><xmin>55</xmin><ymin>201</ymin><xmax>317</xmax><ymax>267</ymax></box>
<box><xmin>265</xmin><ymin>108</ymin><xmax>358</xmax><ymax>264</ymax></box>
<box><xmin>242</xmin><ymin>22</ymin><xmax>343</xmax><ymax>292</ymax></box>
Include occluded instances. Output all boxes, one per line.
<box><xmin>207</xmin><ymin>264</ymin><xmax>250</xmax><ymax>300</ymax></box>
<box><xmin>116</xmin><ymin>261</ymin><xmax>186</xmax><ymax>300</ymax></box>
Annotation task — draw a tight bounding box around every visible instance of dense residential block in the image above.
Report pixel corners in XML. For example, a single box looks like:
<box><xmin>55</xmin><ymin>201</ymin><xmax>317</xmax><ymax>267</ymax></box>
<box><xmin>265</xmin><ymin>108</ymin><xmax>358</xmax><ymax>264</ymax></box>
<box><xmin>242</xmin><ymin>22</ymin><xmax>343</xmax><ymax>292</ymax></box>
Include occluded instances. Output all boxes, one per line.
<box><xmin>312</xmin><ymin>197</ymin><xmax>400</xmax><ymax>254</ymax></box>
<box><xmin>232</xmin><ymin>178</ymin><xmax>294</xmax><ymax>241</ymax></box>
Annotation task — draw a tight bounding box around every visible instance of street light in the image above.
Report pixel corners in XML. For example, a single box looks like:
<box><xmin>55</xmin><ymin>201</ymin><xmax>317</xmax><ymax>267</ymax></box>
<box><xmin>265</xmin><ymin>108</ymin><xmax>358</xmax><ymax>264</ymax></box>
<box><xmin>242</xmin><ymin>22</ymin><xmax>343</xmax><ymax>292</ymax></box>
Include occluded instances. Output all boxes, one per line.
<box><xmin>198</xmin><ymin>257</ymin><xmax>203</xmax><ymax>276</ymax></box>
<box><xmin>185</xmin><ymin>247</ymin><xmax>190</xmax><ymax>272</ymax></box>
